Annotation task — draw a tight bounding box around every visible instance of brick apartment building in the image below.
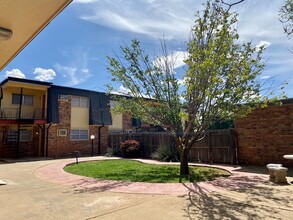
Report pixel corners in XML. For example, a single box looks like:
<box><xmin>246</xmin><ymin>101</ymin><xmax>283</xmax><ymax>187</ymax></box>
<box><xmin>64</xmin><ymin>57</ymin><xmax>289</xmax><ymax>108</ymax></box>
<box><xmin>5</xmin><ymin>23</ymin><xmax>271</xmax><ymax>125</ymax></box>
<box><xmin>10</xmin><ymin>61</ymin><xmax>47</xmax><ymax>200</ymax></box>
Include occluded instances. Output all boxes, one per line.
<box><xmin>0</xmin><ymin>77</ymin><xmax>111</xmax><ymax>158</ymax></box>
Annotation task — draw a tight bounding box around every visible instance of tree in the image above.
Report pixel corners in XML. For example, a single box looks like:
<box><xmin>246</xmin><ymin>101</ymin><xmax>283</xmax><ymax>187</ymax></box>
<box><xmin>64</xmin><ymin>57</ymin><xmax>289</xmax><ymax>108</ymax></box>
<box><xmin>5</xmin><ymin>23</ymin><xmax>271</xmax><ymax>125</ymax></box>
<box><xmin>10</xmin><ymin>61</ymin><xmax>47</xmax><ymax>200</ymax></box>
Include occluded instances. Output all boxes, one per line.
<box><xmin>107</xmin><ymin>0</ymin><xmax>284</xmax><ymax>175</ymax></box>
<box><xmin>279</xmin><ymin>0</ymin><xmax>293</xmax><ymax>38</ymax></box>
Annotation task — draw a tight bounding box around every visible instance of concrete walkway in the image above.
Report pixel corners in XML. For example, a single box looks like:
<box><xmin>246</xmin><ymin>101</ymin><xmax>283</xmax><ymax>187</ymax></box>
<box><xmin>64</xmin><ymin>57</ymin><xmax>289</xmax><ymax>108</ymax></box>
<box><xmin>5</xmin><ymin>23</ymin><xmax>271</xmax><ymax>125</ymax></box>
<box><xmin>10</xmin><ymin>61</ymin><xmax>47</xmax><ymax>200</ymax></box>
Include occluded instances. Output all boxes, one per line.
<box><xmin>1</xmin><ymin>157</ymin><xmax>293</xmax><ymax>219</ymax></box>
<box><xmin>34</xmin><ymin>157</ymin><xmax>271</xmax><ymax>195</ymax></box>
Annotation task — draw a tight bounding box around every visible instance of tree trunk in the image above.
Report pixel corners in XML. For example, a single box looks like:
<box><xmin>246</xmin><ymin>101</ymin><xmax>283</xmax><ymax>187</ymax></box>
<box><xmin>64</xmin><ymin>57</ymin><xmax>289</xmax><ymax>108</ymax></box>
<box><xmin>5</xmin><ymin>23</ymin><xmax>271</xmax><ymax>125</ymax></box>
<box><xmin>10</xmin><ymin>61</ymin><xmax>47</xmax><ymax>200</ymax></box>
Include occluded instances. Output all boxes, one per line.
<box><xmin>180</xmin><ymin>149</ymin><xmax>189</xmax><ymax>175</ymax></box>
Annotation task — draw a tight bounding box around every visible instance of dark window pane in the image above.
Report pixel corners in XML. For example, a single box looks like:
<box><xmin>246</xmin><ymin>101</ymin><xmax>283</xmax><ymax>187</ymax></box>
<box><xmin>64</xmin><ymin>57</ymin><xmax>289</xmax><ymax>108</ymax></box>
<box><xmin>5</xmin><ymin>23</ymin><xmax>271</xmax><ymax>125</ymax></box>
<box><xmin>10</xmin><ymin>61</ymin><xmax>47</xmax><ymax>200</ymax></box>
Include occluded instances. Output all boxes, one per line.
<box><xmin>12</xmin><ymin>94</ymin><xmax>21</xmax><ymax>104</ymax></box>
<box><xmin>23</xmin><ymin>95</ymin><xmax>33</xmax><ymax>105</ymax></box>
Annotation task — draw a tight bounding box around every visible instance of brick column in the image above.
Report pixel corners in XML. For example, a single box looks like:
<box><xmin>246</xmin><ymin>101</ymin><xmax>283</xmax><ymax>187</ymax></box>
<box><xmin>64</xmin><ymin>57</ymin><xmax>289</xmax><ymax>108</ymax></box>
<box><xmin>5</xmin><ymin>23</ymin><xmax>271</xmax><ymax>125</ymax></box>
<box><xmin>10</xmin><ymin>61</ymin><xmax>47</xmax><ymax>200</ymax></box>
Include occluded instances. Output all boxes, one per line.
<box><xmin>122</xmin><ymin>112</ymin><xmax>133</xmax><ymax>132</ymax></box>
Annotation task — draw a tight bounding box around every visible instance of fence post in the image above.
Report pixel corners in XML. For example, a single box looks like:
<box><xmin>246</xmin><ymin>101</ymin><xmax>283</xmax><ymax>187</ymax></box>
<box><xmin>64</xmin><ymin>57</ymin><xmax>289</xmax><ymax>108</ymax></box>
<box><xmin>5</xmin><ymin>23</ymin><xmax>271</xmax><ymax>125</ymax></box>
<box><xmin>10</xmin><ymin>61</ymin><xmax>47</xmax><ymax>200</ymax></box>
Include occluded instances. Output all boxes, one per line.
<box><xmin>208</xmin><ymin>131</ymin><xmax>212</xmax><ymax>164</ymax></box>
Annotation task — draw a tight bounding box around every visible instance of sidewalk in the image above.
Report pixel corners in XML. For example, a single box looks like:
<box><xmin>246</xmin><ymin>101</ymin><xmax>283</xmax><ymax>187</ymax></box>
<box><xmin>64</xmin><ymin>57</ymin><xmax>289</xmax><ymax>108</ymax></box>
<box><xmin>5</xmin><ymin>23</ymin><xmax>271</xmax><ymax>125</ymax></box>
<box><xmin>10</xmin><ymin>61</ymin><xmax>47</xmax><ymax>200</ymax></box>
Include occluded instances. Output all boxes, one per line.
<box><xmin>34</xmin><ymin>157</ymin><xmax>279</xmax><ymax>195</ymax></box>
<box><xmin>1</xmin><ymin>157</ymin><xmax>293</xmax><ymax>220</ymax></box>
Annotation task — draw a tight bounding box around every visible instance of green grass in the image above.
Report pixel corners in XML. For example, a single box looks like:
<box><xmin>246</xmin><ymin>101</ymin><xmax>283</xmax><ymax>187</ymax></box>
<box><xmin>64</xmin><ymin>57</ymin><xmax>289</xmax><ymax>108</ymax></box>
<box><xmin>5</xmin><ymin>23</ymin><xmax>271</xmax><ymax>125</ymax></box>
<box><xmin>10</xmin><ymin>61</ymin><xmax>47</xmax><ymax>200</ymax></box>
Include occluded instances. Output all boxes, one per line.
<box><xmin>64</xmin><ymin>160</ymin><xmax>230</xmax><ymax>183</ymax></box>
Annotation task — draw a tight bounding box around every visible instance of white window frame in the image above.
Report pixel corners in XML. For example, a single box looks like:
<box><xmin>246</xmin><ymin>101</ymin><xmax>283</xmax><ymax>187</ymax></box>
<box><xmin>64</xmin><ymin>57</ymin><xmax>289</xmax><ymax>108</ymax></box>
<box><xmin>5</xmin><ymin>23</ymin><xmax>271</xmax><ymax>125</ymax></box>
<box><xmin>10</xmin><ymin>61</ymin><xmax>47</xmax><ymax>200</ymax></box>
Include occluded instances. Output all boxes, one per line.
<box><xmin>71</xmin><ymin>96</ymin><xmax>89</xmax><ymax>108</ymax></box>
<box><xmin>12</xmin><ymin>94</ymin><xmax>34</xmax><ymax>106</ymax></box>
<box><xmin>70</xmin><ymin>129</ymin><xmax>88</xmax><ymax>140</ymax></box>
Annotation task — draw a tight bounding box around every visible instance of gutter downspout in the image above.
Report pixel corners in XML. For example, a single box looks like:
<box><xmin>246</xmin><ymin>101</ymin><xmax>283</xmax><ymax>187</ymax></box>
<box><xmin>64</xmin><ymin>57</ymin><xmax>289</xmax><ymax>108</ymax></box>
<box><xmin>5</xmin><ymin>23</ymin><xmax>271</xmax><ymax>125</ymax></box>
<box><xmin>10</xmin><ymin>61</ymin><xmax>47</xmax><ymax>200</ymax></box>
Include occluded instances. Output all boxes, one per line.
<box><xmin>98</xmin><ymin>124</ymin><xmax>104</xmax><ymax>155</ymax></box>
<box><xmin>46</xmin><ymin>122</ymin><xmax>52</xmax><ymax>157</ymax></box>
<box><xmin>98</xmin><ymin>93</ymin><xmax>105</xmax><ymax>155</ymax></box>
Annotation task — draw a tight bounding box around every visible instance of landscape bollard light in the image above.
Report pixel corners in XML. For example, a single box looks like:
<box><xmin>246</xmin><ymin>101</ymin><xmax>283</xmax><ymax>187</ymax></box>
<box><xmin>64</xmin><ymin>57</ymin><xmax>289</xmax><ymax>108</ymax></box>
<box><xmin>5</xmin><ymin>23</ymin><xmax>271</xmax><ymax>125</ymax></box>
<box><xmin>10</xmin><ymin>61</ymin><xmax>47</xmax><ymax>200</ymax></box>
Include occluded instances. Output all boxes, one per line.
<box><xmin>72</xmin><ymin>151</ymin><xmax>80</xmax><ymax>165</ymax></box>
<box><xmin>90</xmin><ymin>135</ymin><xmax>95</xmax><ymax>156</ymax></box>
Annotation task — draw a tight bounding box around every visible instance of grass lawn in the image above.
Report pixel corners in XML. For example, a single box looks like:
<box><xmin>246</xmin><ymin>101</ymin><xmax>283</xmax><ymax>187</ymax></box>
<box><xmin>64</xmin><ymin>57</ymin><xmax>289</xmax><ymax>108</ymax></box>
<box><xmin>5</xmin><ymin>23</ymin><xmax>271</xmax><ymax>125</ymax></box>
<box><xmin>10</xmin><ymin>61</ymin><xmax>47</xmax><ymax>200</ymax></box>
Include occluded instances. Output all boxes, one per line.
<box><xmin>64</xmin><ymin>159</ymin><xmax>230</xmax><ymax>183</ymax></box>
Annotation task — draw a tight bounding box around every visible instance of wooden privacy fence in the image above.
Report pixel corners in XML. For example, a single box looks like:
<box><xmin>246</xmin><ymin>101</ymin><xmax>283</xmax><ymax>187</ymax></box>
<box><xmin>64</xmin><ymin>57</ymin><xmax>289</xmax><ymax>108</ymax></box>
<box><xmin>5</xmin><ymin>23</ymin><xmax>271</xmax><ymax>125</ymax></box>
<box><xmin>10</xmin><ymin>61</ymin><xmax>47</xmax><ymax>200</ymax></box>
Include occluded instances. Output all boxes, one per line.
<box><xmin>189</xmin><ymin>129</ymin><xmax>237</xmax><ymax>164</ymax></box>
<box><xmin>108</xmin><ymin>129</ymin><xmax>237</xmax><ymax>164</ymax></box>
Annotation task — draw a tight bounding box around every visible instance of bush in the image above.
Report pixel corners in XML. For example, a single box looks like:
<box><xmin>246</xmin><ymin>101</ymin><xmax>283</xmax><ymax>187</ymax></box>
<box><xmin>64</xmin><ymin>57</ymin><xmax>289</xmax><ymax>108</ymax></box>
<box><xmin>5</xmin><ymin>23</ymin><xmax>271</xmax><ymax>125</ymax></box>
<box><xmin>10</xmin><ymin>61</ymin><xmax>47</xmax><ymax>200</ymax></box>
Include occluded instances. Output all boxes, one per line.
<box><xmin>151</xmin><ymin>143</ymin><xmax>179</xmax><ymax>162</ymax></box>
<box><xmin>120</xmin><ymin>139</ymin><xmax>141</xmax><ymax>158</ymax></box>
<box><xmin>105</xmin><ymin>147</ymin><xmax>121</xmax><ymax>157</ymax></box>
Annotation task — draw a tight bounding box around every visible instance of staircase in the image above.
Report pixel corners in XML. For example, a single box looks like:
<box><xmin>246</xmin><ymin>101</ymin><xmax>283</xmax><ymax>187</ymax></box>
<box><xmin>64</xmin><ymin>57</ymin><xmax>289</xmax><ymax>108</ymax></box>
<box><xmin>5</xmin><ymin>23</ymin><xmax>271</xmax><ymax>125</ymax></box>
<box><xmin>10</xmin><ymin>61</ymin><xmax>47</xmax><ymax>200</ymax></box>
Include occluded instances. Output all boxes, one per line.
<box><xmin>1</xmin><ymin>124</ymin><xmax>28</xmax><ymax>158</ymax></box>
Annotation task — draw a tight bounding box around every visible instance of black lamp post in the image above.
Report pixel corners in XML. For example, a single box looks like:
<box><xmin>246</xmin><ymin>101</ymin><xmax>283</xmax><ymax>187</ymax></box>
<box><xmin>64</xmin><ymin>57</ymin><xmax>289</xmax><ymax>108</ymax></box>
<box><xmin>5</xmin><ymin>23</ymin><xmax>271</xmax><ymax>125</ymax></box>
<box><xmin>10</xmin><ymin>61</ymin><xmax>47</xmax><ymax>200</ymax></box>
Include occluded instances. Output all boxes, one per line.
<box><xmin>90</xmin><ymin>135</ymin><xmax>95</xmax><ymax>156</ymax></box>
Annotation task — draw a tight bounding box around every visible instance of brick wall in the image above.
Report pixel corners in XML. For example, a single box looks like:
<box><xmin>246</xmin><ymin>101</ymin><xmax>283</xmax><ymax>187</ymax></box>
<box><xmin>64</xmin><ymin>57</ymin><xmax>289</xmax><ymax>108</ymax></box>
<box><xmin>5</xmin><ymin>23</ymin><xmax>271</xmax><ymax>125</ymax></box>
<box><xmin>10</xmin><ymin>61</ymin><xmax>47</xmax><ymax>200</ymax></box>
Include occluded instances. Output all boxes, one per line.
<box><xmin>47</xmin><ymin>97</ymin><xmax>109</xmax><ymax>158</ymax></box>
<box><xmin>122</xmin><ymin>113</ymin><xmax>133</xmax><ymax>131</ymax></box>
<box><xmin>0</xmin><ymin>125</ymin><xmax>39</xmax><ymax>158</ymax></box>
<box><xmin>235</xmin><ymin>104</ymin><xmax>293</xmax><ymax>167</ymax></box>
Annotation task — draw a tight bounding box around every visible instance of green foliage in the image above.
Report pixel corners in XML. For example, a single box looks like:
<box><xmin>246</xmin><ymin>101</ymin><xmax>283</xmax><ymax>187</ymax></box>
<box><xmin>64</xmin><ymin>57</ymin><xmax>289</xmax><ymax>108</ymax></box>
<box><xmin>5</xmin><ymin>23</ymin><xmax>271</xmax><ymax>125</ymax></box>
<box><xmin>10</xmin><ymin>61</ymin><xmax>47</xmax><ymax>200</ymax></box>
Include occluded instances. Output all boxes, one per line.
<box><xmin>152</xmin><ymin>143</ymin><xmax>179</xmax><ymax>162</ymax></box>
<box><xmin>107</xmin><ymin>0</ymin><xmax>286</xmax><ymax>175</ymax></box>
<box><xmin>105</xmin><ymin>147</ymin><xmax>121</xmax><ymax>157</ymax></box>
<box><xmin>107</xmin><ymin>39</ymin><xmax>183</xmax><ymax>134</ymax></box>
<box><xmin>64</xmin><ymin>160</ymin><xmax>230</xmax><ymax>183</ymax></box>
<box><xmin>120</xmin><ymin>139</ymin><xmax>141</xmax><ymax>158</ymax></box>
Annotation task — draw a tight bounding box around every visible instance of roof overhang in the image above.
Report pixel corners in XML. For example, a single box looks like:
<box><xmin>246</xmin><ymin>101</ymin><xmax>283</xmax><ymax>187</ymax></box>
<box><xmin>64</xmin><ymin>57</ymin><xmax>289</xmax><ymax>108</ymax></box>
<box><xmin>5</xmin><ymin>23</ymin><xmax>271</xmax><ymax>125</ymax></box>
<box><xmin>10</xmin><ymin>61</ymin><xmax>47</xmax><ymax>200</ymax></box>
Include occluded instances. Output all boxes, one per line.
<box><xmin>0</xmin><ymin>77</ymin><xmax>52</xmax><ymax>90</ymax></box>
<box><xmin>0</xmin><ymin>0</ymin><xmax>72</xmax><ymax>71</ymax></box>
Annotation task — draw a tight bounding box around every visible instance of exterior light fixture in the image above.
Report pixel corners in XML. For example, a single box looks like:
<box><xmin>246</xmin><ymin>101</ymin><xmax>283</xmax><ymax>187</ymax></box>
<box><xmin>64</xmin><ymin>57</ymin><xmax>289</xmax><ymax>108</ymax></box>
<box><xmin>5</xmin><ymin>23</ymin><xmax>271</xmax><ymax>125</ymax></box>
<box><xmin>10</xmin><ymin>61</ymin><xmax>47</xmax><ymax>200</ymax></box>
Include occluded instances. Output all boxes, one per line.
<box><xmin>0</xmin><ymin>27</ymin><xmax>13</xmax><ymax>40</ymax></box>
<box><xmin>90</xmin><ymin>135</ymin><xmax>95</xmax><ymax>156</ymax></box>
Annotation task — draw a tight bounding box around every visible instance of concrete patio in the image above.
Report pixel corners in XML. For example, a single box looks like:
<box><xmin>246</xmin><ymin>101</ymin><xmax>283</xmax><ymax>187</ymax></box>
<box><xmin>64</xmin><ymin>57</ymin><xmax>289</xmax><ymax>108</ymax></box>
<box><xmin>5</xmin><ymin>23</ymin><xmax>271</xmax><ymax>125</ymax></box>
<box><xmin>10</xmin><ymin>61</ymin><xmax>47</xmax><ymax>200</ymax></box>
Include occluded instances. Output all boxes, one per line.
<box><xmin>0</xmin><ymin>157</ymin><xmax>292</xmax><ymax>219</ymax></box>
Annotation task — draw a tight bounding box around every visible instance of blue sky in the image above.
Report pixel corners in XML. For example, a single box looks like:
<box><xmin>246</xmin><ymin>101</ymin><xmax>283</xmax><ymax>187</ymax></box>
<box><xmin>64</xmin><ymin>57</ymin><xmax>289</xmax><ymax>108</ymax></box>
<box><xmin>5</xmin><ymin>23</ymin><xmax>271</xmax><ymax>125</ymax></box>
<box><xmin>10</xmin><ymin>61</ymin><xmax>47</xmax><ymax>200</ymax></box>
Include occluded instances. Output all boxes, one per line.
<box><xmin>1</xmin><ymin>0</ymin><xmax>292</xmax><ymax>97</ymax></box>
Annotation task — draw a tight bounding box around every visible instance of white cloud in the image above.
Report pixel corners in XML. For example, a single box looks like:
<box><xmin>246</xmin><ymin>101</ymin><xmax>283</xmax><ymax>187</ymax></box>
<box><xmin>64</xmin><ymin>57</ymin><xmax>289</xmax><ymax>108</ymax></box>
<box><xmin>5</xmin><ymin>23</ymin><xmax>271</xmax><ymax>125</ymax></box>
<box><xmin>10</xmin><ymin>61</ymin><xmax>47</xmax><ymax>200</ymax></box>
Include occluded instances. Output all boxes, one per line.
<box><xmin>73</xmin><ymin>0</ymin><xmax>292</xmax><ymax>97</ymax></box>
<box><xmin>55</xmin><ymin>65</ymin><xmax>79</xmax><ymax>86</ymax></box>
<box><xmin>55</xmin><ymin>51</ymin><xmax>93</xmax><ymax>86</ymax></box>
<box><xmin>172</xmin><ymin>51</ymin><xmax>189</xmax><ymax>69</ymax></box>
<box><xmin>256</xmin><ymin>40</ymin><xmax>271</xmax><ymax>50</ymax></box>
<box><xmin>260</xmin><ymin>75</ymin><xmax>271</xmax><ymax>79</ymax></box>
<box><xmin>110</xmin><ymin>85</ymin><xmax>131</xmax><ymax>96</ymax></box>
<box><xmin>33</xmin><ymin>68</ymin><xmax>56</xmax><ymax>81</ymax></box>
<box><xmin>111</xmin><ymin>85</ymin><xmax>151</xmax><ymax>99</ymax></box>
<box><xmin>177</xmin><ymin>77</ymin><xmax>190</xmax><ymax>86</ymax></box>
<box><xmin>75</xmin><ymin>0</ymin><xmax>198</xmax><ymax>39</ymax></box>
<box><xmin>81</xmin><ymin>68</ymin><xmax>89</xmax><ymax>74</ymax></box>
<box><xmin>54</xmin><ymin>64</ymin><xmax>92</xmax><ymax>86</ymax></box>
<box><xmin>153</xmin><ymin>51</ymin><xmax>188</xmax><ymax>71</ymax></box>
<box><xmin>4</xmin><ymin>69</ymin><xmax>26</xmax><ymax>79</ymax></box>
<box><xmin>117</xmin><ymin>85</ymin><xmax>131</xmax><ymax>94</ymax></box>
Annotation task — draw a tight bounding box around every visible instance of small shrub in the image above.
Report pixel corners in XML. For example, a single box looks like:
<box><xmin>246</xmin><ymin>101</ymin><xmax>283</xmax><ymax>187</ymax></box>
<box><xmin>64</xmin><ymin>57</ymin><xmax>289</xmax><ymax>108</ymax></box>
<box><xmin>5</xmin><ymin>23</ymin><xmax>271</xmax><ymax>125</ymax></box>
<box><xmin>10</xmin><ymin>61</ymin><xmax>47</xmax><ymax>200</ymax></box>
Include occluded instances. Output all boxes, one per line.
<box><xmin>105</xmin><ymin>147</ymin><xmax>121</xmax><ymax>157</ymax></box>
<box><xmin>120</xmin><ymin>139</ymin><xmax>141</xmax><ymax>158</ymax></box>
<box><xmin>152</xmin><ymin>143</ymin><xmax>179</xmax><ymax>162</ymax></box>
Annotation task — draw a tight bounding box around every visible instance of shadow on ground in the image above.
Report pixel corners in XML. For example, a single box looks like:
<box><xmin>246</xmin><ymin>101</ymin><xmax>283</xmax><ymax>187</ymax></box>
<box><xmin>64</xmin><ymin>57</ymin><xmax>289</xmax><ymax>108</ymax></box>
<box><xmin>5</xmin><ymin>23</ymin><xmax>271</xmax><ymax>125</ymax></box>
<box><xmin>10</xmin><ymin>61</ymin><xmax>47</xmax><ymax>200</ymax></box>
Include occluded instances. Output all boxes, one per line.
<box><xmin>180</xmin><ymin>176</ymin><xmax>293</xmax><ymax>220</ymax></box>
<box><xmin>70</xmin><ymin>178</ymin><xmax>134</xmax><ymax>194</ymax></box>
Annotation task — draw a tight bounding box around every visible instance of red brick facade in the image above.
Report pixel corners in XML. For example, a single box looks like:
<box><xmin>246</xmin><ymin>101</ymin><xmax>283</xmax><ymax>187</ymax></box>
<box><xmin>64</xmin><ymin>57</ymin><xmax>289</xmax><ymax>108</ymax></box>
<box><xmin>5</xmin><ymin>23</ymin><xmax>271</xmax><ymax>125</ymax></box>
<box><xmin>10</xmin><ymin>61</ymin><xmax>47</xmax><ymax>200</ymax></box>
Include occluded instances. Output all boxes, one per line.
<box><xmin>235</xmin><ymin>104</ymin><xmax>293</xmax><ymax>167</ymax></box>
<box><xmin>47</xmin><ymin>97</ymin><xmax>109</xmax><ymax>158</ymax></box>
<box><xmin>0</xmin><ymin>125</ymin><xmax>41</xmax><ymax>158</ymax></box>
<box><xmin>122</xmin><ymin>112</ymin><xmax>133</xmax><ymax>131</ymax></box>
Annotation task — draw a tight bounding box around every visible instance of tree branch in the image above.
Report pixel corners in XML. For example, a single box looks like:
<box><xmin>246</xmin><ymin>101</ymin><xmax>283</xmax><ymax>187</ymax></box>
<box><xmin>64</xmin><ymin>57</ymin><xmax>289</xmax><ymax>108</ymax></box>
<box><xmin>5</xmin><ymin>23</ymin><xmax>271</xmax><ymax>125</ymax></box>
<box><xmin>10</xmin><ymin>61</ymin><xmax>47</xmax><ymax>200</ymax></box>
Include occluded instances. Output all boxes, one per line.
<box><xmin>221</xmin><ymin>0</ymin><xmax>245</xmax><ymax>11</ymax></box>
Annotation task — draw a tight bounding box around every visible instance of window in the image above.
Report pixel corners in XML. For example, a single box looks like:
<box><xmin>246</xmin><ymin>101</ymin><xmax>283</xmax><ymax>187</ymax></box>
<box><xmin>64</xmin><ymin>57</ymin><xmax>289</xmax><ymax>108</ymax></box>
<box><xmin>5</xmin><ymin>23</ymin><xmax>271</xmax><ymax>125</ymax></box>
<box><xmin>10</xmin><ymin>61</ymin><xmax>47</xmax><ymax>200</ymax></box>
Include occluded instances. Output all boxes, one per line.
<box><xmin>70</xmin><ymin>129</ymin><xmax>88</xmax><ymax>140</ymax></box>
<box><xmin>8</xmin><ymin>129</ymin><xmax>32</xmax><ymax>142</ymax></box>
<box><xmin>58</xmin><ymin>94</ymin><xmax>69</xmax><ymax>101</ymax></box>
<box><xmin>12</xmin><ymin>94</ymin><xmax>21</xmax><ymax>104</ymax></box>
<box><xmin>20</xmin><ymin>130</ymin><xmax>32</xmax><ymax>141</ymax></box>
<box><xmin>23</xmin><ymin>95</ymin><xmax>33</xmax><ymax>105</ymax></box>
<box><xmin>71</xmin><ymin>96</ymin><xmax>89</xmax><ymax>107</ymax></box>
<box><xmin>80</xmin><ymin>97</ymin><xmax>88</xmax><ymax>107</ymax></box>
<box><xmin>12</xmin><ymin>94</ymin><xmax>34</xmax><ymax>105</ymax></box>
